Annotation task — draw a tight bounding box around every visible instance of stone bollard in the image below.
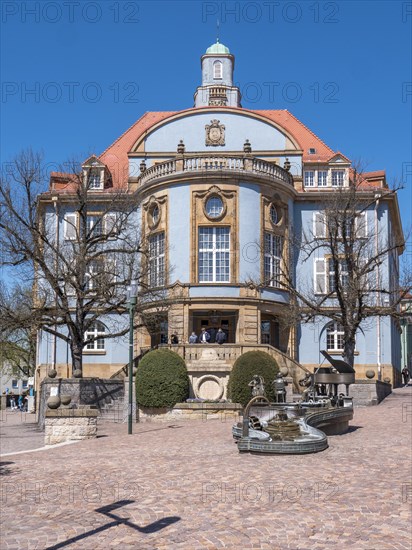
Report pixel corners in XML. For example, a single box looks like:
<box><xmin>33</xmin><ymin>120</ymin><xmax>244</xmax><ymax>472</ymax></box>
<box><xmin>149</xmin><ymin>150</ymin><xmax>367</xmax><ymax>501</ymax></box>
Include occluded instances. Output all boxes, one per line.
<box><xmin>45</xmin><ymin>408</ymin><xmax>98</xmax><ymax>445</ymax></box>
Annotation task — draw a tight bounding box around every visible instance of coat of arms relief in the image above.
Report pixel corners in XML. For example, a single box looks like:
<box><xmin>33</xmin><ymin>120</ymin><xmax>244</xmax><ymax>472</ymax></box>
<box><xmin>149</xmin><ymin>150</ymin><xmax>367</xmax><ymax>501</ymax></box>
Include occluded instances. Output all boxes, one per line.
<box><xmin>205</xmin><ymin>120</ymin><xmax>225</xmax><ymax>146</ymax></box>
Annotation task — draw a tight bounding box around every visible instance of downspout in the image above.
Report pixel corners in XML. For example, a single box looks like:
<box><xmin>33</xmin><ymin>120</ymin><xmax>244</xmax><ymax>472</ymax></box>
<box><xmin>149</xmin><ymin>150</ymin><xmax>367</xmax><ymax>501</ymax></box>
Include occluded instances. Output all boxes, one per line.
<box><xmin>52</xmin><ymin>197</ymin><xmax>59</xmax><ymax>372</ymax></box>
<box><xmin>375</xmin><ymin>194</ymin><xmax>381</xmax><ymax>380</ymax></box>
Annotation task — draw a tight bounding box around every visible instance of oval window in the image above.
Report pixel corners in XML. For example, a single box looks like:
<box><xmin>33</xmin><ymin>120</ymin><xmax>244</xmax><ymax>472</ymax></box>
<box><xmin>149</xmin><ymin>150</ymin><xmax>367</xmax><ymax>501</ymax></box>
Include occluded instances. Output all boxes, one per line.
<box><xmin>206</xmin><ymin>196</ymin><xmax>224</xmax><ymax>218</ymax></box>
<box><xmin>270</xmin><ymin>204</ymin><xmax>278</xmax><ymax>225</ymax></box>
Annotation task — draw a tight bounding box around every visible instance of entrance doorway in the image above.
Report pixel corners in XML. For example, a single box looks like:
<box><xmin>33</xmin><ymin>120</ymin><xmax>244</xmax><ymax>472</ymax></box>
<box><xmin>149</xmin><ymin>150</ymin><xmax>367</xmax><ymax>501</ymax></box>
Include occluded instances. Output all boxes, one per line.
<box><xmin>191</xmin><ymin>310</ymin><xmax>237</xmax><ymax>343</ymax></box>
<box><xmin>261</xmin><ymin>315</ymin><xmax>280</xmax><ymax>349</ymax></box>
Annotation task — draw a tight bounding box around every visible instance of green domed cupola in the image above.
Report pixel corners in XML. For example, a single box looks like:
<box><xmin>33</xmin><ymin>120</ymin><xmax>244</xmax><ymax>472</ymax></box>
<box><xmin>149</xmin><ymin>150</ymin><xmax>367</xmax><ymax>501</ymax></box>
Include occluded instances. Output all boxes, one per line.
<box><xmin>194</xmin><ymin>41</ymin><xmax>241</xmax><ymax>108</ymax></box>
<box><xmin>205</xmin><ymin>39</ymin><xmax>230</xmax><ymax>55</ymax></box>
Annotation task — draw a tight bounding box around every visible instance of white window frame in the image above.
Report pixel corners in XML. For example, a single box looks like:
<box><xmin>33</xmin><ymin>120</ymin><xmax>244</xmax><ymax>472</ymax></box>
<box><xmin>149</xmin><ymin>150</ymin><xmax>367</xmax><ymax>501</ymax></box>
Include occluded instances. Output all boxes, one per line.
<box><xmin>304</xmin><ymin>171</ymin><xmax>315</xmax><ymax>187</ymax></box>
<box><xmin>87</xmin><ymin>215</ymin><xmax>103</xmax><ymax>237</ymax></box>
<box><xmin>317</xmin><ymin>170</ymin><xmax>328</xmax><ymax>187</ymax></box>
<box><xmin>213</xmin><ymin>60</ymin><xmax>223</xmax><ymax>79</ymax></box>
<box><xmin>313</xmin><ymin>212</ymin><xmax>326</xmax><ymax>238</ymax></box>
<box><xmin>198</xmin><ymin>226</ymin><xmax>230</xmax><ymax>283</ymax></box>
<box><xmin>104</xmin><ymin>213</ymin><xmax>118</xmax><ymax>238</ymax></box>
<box><xmin>331</xmin><ymin>169</ymin><xmax>345</xmax><ymax>187</ymax></box>
<box><xmin>263</xmin><ymin>233</ymin><xmax>282</xmax><ymax>288</ymax></box>
<box><xmin>85</xmin><ymin>321</ymin><xmax>106</xmax><ymax>351</ymax></box>
<box><xmin>149</xmin><ymin>232</ymin><xmax>165</xmax><ymax>288</ymax></box>
<box><xmin>88</xmin><ymin>170</ymin><xmax>103</xmax><ymax>190</ymax></box>
<box><xmin>64</xmin><ymin>213</ymin><xmax>77</xmax><ymax>240</ymax></box>
<box><xmin>326</xmin><ymin>322</ymin><xmax>345</xmax><ymax>352</ymax></box>
<box><xmin>355</xmin><ymin>211</ymin><xmax>368</xmax><ymax>238</ymax></box>
<box><xmin>314</xmin><ymin>258</ymin><xmax>327</xmax><ymax>294</ymax></box>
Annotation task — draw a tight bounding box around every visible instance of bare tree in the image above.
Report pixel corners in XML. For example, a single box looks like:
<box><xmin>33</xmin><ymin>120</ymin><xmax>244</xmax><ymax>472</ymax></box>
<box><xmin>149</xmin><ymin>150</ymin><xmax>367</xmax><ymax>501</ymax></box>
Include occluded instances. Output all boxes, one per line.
<box><xmin>0</xmin><ymin>282</ymin><xmax>36</xmax><ymax>378</ymax></box>
<box><xmin>0</xmin><ymin>150</ymin><xmax>165</xmax><ymax>377</ymax></box>
<box><xmin>266</xmin><ymin>168</ymin><xmax>411</xmax><ymax>368</ymax></box>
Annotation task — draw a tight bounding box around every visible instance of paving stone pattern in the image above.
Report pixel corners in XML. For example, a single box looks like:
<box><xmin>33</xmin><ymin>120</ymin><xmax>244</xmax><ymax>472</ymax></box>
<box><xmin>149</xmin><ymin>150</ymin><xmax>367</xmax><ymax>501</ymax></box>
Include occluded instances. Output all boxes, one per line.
<box><xmin>0</xmin><ymin>387</ymin><xmax>411</xmax><ymax>549</ymax></box>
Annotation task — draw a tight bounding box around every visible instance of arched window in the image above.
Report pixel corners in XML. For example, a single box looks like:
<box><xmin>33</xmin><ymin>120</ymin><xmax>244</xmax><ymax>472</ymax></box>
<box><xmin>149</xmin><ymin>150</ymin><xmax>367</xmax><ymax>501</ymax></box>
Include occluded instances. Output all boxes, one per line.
<box><xmin>85</xmin><ymin>321</ymin><xmax>106</xmax><ymax>351</ymax></box>
<box><xmin>213</xmin><ymin>61</ymin><xmax>223</xmax><ymax>79</ymax></box>
<box><xmin>326</xmin><ymin>322</ymin><xmax>345</xmax><ymax>352</ymax></box>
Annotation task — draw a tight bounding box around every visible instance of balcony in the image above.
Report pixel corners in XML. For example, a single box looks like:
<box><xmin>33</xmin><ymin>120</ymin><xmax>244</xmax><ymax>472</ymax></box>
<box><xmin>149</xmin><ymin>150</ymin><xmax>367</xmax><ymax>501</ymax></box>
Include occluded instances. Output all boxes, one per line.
<box><xmin>137</xmin><ymin>155</ymin><xmax>294</xmax><ymax>188</ymax></box>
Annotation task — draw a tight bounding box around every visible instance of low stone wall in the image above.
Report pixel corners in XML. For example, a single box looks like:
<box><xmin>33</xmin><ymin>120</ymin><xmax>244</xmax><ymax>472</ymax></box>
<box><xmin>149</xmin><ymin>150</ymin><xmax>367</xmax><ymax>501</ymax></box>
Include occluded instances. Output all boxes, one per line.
<box><xmin>38</xmin><ymin>378</ymin><xmax>124</xmax><ymax>428</ymax></box>
<box><xmin>138</xmin><ymin>402</ymin><xmax>243</xmax><ymax>423</ymax></box>
<box><xmin>45</xmin><ymin>409</ymin><xmax>98</xmax><ymax>445</ymax></box>
<box><xmin>349</xmin><ymin>380</ymin><xmax>392</xmax><ymax>406</ymax></box>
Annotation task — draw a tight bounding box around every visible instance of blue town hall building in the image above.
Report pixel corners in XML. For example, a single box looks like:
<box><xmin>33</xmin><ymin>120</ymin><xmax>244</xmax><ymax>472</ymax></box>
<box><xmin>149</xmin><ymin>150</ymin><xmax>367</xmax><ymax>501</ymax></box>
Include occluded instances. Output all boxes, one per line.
<box><xmin>37</xmin><ymin>41</ymin><xmax>405</xmax><ymax>398</ymax></box>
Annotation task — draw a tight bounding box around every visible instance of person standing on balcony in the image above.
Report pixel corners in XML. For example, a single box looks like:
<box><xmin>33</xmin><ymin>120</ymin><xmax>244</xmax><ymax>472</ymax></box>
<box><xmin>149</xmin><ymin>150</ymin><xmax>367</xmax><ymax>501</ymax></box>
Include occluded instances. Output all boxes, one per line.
<box><xmin>189</xmin><ymin>332</ymin><xmax>198</xmax><ymax>344</ymax></box>
<box><xmin>170</xmin><ymin>333</ymin><xmax>179</xmax><ymax>345</ymax></box>
<box><xmin>216</xmin><ymin>328</ymin><xmax>226</xmax><ymax>345</ymax></box>
<box><xmin>199</xmin><ymin>327</ymin><xmax>210</xmax><ymax>343</ymax></box>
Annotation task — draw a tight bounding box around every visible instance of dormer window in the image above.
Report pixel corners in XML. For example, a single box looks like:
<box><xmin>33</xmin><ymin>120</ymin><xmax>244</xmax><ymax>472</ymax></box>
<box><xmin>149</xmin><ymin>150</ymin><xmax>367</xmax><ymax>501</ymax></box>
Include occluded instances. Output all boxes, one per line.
<box><xmin>309</xmin><ymin>148</ymin><xmax>316</xmax><ymax>154</ymax></box>
<box><xmin>88</xmin><ymin>171</ymin><xmax>102</xmax><ymax>189</ymax></box>
<box><xmin>331</xmin><ymin>170</ymin><xmax>345</xmax><ymax>187</ymax></box>
<box><xmin>213</xmin><ymin>61</ymin><xmax>223</xmax><ymax>80</ymax></box>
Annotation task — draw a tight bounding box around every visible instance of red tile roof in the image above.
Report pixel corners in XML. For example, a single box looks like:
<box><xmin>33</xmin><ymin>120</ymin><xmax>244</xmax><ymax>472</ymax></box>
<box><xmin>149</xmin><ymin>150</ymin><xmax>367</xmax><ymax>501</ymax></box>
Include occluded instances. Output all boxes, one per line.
<box><xmin>99</xmin><ymin>111</ymin><xmax>177</xmax><ymax>187</ymax></box>
<box><xmin>96</xmin><ymin>107</ymin><xmax>341</xmax><ymax>188</ymax></box>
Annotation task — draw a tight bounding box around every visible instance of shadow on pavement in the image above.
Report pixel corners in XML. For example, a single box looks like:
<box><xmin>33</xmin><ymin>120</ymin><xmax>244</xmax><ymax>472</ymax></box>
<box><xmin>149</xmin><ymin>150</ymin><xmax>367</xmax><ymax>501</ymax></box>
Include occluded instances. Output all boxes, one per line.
<box><xmin>45</xmin><ymin>500</ymin><xmax>181</xmax><ymax>549</ymax></box>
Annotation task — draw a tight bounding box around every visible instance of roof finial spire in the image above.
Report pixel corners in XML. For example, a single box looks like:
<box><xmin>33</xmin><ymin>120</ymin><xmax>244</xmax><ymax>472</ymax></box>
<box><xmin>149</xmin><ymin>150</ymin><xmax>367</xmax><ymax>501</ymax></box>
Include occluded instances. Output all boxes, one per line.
<box><xmin>216</xmin><ymin>19</ymin><xmax>220</xmax><ymax>43</ymax></box>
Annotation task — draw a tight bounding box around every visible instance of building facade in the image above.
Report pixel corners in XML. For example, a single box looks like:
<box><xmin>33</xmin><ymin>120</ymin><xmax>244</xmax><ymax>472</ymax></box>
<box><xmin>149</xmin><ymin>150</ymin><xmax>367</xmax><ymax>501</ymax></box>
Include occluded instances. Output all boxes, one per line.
<box><xmin>36</xmin><ymin>41</ymin><xmax>405</xmax><ymax>395</ymax></box>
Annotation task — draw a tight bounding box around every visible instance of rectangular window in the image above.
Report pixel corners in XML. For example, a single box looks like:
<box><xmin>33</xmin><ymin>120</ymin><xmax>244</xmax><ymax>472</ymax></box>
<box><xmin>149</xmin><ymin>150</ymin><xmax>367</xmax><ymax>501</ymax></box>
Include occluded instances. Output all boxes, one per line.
<box><xmin>304</xmin><ymin>171</ymin><xmax>315</xmax><ymax>187</ymax></box>
<box><xmin>85</xmin><ymin>321</ymin><xmax>105</xmax><ymax>351</ymax></box>
<box><xmin>87</xmin><ymin>215</ymin><xmax>103</xmax><ymax>237</ymax></box>
<box><xmin>314</xmin><ymin>258</ymin><xmax>327</xmax><ymax>294</ymax></box>
<box><xmin>331</xmin><ymin>170</ymin><xmax>345</xmax><ymax>186</ymax></box>
<box><xmin>105</xmin><ymin>213</ymin><xmax>117</xmax><ymax>238</ymax></box>
<box><xmin>64</xmin><ymin>213</ymin><xmax>77</xmax><ymax>240</ymax></box>
<box><xmin>88</xmin><ymin>171</ymin><xmax>102</xmax><ymax>189</ymax></box>
<box><xmin>198</xmin><ymin>227</ymin><xmax>230</xmax><ymax>283</ymax></box>
<box><xmin>264</xmin><ymin>233</ymin><xmax>282</xmax><ymax>287</ymax></box>
<box><xmin>22</xmin><ymin>380</ymin><xmax>28</xmax><ymax>389</ymax></box>
<box><xmin>314</xmin><ymin>212</ymin><xmax>326</xmax><ymax>238</ymax></box>
<box><xmin>328</xmin><ymin>257</ymin><xmax>349</xmax><ymax>293</ymax></box>
<box><xmin>149</xmin><ymin>232</ymin><xmax>165</xmax><ymax>287</ymax></box>
<box><xmin>86</xmin><ymin>259</ymin><xmax>103</xmax><ymax>291</ymax></box>
<box><xmin>317</xmin><ymin>171</ymin><xmax>328</xmax><ymax>186</ymax></box>
<box><xmin>12</xmin><ymin>379</ymin><xmax>18</xmax><ymax>389</ymax></box>
<box><xmin>355</xmin><ymin>212</ymin><xmax>367</xmax><ymax>238</ymax></box>
<box><xmin>327</xmin><ymin>323</ymin><xmax>345</xmax><ymax>352</ymax></box>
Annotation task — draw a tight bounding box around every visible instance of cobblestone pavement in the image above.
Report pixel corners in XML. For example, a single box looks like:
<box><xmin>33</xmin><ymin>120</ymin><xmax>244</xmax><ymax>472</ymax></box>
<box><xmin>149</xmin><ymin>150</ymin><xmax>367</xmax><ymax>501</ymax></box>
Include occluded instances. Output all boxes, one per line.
<box><xmin>1</xmin><ymin>387</ymin><xmax>411</xmax><ymax>550</ymax></box>
<box><xmin>0</xmin><ymin>412</ymin><xmax>44</xmax><ymax>455</ymax></box>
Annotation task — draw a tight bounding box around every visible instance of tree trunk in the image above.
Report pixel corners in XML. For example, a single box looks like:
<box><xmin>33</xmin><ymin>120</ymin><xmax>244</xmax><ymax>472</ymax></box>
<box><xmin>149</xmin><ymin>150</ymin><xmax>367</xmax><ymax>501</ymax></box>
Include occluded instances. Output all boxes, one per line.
<box><xmin>71</xmin><ymin>341</ymin><xmax>83</xmax><ymax>378</ymax></box>
<box><xmin>342</xmin><ymin>337</ymin><xmax>356</xmax><ymax>368</ymax></box>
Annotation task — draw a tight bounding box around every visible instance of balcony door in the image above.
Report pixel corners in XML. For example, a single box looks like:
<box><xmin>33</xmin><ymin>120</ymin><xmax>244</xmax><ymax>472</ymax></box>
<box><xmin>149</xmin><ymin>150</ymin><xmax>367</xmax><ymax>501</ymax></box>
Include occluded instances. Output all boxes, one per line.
<box><xmin>191</xmin><ymin>310</ymin><xmax>237</xmax><ymax>343</ymax></box>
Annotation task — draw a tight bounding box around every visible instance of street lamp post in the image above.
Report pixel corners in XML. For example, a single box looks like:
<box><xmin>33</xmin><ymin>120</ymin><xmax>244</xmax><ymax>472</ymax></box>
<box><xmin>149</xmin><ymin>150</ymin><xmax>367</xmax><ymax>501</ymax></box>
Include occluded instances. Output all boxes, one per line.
<box><xmin>127</xmin><ymin>280</ymin><xmax>138</xmax><ymax>435</ymax></box>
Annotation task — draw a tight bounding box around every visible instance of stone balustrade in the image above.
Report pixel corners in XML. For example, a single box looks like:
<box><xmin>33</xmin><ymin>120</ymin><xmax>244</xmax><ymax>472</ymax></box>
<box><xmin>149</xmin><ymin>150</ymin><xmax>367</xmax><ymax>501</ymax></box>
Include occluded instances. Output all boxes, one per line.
<box><xmin>138</xmin><ymin>155</ymin><xmax>293</xmax><ymax>187</ymax></box>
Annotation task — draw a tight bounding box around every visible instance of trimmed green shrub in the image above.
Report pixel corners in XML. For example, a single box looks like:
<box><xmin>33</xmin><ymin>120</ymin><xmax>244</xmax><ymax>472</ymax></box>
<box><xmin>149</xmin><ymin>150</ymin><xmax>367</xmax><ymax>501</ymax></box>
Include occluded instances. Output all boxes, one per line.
<box><xmin>227</xmin><ymin>351</ymin><xmax>279</xmax><ymax>406</ymax></box>
<box><xmin>135</xmin><ymin>349</ymin><xmax>189</xmax><ymax>408</ymax></box>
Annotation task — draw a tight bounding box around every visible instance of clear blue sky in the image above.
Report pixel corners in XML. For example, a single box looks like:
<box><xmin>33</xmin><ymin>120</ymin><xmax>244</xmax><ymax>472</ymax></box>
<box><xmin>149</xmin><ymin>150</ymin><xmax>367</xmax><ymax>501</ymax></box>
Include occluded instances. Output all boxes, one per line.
<box><xmin>1</xmin><ymin>0</ymin><xmax>411</xmax><ymax>254</ymax></box>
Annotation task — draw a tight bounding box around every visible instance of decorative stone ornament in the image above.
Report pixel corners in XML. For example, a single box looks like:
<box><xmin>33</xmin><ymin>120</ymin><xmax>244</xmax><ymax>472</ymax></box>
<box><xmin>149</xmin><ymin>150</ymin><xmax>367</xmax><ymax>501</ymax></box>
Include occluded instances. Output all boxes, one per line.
<box><xmin>48</xmin><ymin>369</ymin><xmax>57</xmax><ymax>379</ymax></box>
<box><xmin>177</xmin><ymin>140</ymin><xmax>185</xmax><ymax>154</ymax></box>
<box><xmin>243</xmin><ymin>139</ymin><xmax>252</xmax><ymax>153</ymax></box>
<box><xmin>284</xmin><ymin>158</ymin><xmax>291</xmax><ymax>172</ymax></box>
<box><xmin>365</xmin><ymin>370</ymin><xmax>375</xmax><ymax>379</ymax></box>
<box><xmin>205</xmin><ymin>119</ymin><xmax>225</xmax><ymax>146</ymax></box>
<box><xmin>60</xmin><ymin>395</ymin><xmax>72</xmax><ymax>406</ymax></box>
<box><xmin>47</xmin><ymin>396</ymin><xmax>61</xmax><ymax>409</ymax></box>
<box><xmin>140</xmin><ymin>159</ymin><xmax>147</xmax><ymax>172</ymax></box>
<box><xmin>73</xmin><ymin>369</ymin><xmax>82</xmax><ymax>378</ymax></box>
